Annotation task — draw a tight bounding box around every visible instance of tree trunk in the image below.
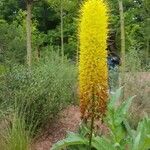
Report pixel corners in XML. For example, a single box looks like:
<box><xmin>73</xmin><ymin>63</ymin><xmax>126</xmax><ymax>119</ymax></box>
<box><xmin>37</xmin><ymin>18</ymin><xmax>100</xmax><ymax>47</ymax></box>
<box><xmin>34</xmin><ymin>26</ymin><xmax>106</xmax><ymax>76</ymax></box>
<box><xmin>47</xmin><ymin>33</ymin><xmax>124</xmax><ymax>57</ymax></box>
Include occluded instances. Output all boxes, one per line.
<box><xmin>26</xmin><ymin>1</ymin><xmax>32</xmax><ymax>69</ymax></box>
<box><xmin>76</xmin><ymin>0</ymin><xmax>82</xmax><ymax>65</ymax></box>
<box><xmin>118</xmin><ymin>0</ymin><xmax>125</xmax><ymax>85</ymax></box>
<box><xmin>60</xmin><ymin>0</ymin><xmax>64</xmax><ymax>62</ymax></box>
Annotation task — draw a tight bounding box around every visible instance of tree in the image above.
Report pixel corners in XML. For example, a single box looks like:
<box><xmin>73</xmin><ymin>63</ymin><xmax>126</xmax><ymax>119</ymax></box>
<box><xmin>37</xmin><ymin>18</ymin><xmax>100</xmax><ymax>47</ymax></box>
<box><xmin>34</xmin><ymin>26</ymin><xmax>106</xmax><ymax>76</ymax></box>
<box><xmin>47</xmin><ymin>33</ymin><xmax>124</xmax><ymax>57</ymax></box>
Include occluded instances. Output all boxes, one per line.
<box><xmin>0</xmin><ymin>0</ymin><xmax>79</xmax><ymax>62</ymax></box>
<box><xmin>48</xmin><ymin>0</ymin><xmax>78</xmax><ymax>61</ymax></box>
<box><xmin>143</xmin><ymin>0</ymin><xmax>150</xmax><ymax>65</ymax></box>
<box><xmin>26</xmin><ymin>0</ymin><xmax>33</xmax><ymax>69</ymax></box>
<box><xmin>60</xmin><ymin>0</ymin><xmax>64</xmax><ymax>61</ymax></box>
<box><xmin>118</xmin><ymin>0</ymin><xmax>125</xmax><ymax>86</ymax></box>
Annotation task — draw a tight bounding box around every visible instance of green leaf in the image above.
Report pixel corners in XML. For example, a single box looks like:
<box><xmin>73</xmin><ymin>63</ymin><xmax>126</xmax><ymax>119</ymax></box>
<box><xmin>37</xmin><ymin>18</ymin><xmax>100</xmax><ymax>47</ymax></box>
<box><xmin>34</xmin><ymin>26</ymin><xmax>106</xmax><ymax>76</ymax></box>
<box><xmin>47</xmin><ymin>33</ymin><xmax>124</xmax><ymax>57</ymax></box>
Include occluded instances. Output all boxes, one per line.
<box><xmin>51</xmin><ymin>132</ymin><xmax>88</xmax><ymax>150</ymax></box>
<box><xmin>108</xmin><ymin>87</ymin><xmax>123</xmax><ymax>110</ymax></box>
<box><xmin>123</xmin><ymin>119</ymin><xmax>133</xmax><ymax>137</ymax></box>
<box><xmin>132</xmin><ymin>132</ymin><xmax>141</xmax><ymax>150</ymax></box>
<box><xmin>130</xmin><ymin>116</ymin><xmax>150</xmax><ymax>150</ymax></box>
<box><xmin>114</xmin><ymin>95</ymin><xmax>135</xmax><ymax>125</ymax></box>
<box><xmin>92</xmin><ymin>136</ymin><xmax>115</xmax><ymax>150</ymax></box>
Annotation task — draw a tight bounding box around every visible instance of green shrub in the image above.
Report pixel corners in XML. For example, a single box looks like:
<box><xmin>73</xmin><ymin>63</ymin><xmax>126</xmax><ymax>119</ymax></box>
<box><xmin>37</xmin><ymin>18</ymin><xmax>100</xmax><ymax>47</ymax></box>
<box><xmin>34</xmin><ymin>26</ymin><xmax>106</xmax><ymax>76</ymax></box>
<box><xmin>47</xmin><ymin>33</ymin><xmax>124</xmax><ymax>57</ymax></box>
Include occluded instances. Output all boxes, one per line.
<box><xmin>0</xmin><ymin>52</ymin><xmax>77</xmax><ymax>133</ymax></box>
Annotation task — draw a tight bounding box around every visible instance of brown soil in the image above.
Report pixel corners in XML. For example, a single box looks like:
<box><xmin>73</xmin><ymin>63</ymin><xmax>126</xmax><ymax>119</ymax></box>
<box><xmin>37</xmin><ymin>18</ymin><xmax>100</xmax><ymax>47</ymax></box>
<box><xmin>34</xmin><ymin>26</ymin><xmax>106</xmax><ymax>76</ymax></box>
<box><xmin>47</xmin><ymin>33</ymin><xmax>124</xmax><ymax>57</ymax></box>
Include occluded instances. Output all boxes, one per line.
<box><xmin>32</xmin><ymin>106</ymin><xmax>81</xmax><ymax>150</ymax></box>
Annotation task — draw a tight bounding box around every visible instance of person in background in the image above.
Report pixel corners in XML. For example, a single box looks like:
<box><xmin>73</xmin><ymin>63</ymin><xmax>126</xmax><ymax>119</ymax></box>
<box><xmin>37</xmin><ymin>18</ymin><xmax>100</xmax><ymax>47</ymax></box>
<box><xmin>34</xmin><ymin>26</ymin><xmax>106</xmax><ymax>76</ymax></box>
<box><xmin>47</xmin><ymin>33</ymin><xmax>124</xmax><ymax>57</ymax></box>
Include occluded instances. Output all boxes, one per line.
<box><xmin>108</xmin><ymin>52</ymin><xmax>120</xmax><ymax>70</ymax></box>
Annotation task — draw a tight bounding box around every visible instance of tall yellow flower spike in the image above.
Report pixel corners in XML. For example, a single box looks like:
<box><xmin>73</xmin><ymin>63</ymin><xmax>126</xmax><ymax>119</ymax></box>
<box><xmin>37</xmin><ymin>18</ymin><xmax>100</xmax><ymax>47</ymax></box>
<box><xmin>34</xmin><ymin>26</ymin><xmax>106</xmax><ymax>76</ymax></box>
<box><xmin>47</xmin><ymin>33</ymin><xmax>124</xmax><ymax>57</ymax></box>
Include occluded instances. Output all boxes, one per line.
<box><xmin>79</xmin><ymin>0</ymin><xmax>109</xmax><ymax>119</ymax></box>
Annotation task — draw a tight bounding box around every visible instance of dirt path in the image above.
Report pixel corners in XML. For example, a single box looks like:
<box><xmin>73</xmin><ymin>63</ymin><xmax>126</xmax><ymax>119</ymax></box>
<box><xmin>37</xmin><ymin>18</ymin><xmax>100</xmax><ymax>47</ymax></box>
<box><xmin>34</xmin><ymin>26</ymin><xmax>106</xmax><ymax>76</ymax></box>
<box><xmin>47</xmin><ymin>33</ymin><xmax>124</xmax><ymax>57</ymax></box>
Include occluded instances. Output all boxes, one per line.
<box><xmin>32</xmin><ymin>106</ymin><xmax>81</xmax><ymax>150</ymax></box>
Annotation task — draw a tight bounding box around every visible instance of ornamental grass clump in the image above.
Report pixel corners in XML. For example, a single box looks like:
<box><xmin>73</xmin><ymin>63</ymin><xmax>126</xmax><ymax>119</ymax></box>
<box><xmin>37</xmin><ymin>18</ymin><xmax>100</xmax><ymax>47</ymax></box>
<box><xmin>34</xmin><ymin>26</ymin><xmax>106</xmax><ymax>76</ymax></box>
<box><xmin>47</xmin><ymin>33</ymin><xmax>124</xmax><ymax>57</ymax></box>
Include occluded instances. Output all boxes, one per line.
<box><xmin>79</xmin><ymin>0</ymin><xmax>109</xmax><ymax>120</ymax></box>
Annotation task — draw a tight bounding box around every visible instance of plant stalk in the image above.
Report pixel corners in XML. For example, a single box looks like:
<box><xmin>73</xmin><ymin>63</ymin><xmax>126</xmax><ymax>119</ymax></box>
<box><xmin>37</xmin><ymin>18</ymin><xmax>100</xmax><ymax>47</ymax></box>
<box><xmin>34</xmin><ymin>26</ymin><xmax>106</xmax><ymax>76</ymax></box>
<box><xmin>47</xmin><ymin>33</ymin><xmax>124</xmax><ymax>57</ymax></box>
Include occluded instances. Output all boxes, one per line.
<box><xmin>89</xmin><ymin>91</ymin><xmax>95</xmax><ymax>150</ymax></box>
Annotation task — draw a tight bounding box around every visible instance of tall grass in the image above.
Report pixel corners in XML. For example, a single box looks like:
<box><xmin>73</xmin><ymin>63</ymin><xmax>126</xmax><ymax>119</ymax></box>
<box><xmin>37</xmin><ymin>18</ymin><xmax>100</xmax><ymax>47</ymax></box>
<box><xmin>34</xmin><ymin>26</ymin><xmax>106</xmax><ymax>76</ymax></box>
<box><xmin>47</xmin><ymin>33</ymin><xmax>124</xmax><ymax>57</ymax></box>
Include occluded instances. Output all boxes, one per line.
<box><xmin>0</xmin><ymin>113</ymin><xmax>31</xmax><ymax>150</ymax></box>
<box><xmin>123</xmin><ymin>49</ymin><xmax>150</xmax><ymax>127</ymax></box>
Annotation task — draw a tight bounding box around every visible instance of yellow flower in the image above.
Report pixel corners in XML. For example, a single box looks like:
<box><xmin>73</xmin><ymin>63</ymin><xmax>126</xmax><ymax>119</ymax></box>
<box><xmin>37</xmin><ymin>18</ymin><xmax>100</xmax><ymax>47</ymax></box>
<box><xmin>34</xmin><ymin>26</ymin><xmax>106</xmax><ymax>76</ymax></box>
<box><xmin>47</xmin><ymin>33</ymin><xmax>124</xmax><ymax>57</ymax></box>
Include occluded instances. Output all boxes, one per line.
<box><xmin>79</xmin><ymin>0</ymin><xmax>109</xmax><ymax>119</ymax></box>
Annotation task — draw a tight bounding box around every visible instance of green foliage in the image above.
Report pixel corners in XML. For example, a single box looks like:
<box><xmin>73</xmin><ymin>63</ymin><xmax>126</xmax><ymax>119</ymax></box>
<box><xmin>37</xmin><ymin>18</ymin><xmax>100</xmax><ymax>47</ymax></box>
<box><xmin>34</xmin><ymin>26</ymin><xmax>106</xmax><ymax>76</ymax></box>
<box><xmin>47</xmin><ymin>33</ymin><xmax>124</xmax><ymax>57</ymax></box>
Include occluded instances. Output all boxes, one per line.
<box><xmin>51</xmin><ymin>88</ymin><xmax>150</xmax><ymax>150</ymax></box>
<box><xmin>0</xmin><ymin>0</ymin><xmax>20</xmax><ymax>21</ymax></box>
<box><xmin>0</xmin><ymin>51</ymin><xmax>77</xmax><ymax>133</ymax></box>
<box><xmin>0</xmin><ymin>64</ymin><xmax>7</xmax><ymax>75</ymax></box>
<box><xmin>0</xmin><ymin>20</ymin><xmax>26</xmax><ymax>65</ymax></box>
